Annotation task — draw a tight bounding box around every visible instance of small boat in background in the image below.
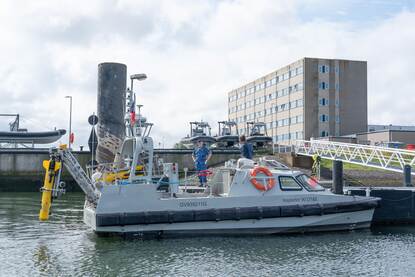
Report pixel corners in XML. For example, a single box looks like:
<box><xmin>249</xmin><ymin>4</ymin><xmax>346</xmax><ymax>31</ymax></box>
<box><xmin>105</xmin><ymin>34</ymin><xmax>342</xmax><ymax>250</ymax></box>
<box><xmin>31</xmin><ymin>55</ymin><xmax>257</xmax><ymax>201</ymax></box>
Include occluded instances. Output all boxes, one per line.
<box><xmin>246</xmin><ymin>122</ymin><xmax>272</xmax><ymax>148</ymax></box>
<box><xmin>180</xmin><ymin>121</ymin><xmax>216</xmax><ymax>148</ymax></box>
<box><xmin>214</xmin><ymin>120</ymin><xmax>239</xmax><ymax>148</ymax></box>
<box><xmin>0</xmin><ymin>113</ymin><xmax>66</xmax><ymax>146</ymax></box>
<box><xmin>0</xmin><ymin>129</ymin><xmax>66</xmax><ymax>144</ymax></box>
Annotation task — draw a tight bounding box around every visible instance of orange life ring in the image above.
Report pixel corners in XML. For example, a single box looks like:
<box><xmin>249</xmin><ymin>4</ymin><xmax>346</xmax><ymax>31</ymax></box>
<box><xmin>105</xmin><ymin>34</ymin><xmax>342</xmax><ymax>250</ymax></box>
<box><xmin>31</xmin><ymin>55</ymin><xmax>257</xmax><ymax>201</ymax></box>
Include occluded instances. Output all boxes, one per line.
<box><xmin>250</xmin><ymin>166</ymin><xmax>276</xmax><ymax>191</ymax></box>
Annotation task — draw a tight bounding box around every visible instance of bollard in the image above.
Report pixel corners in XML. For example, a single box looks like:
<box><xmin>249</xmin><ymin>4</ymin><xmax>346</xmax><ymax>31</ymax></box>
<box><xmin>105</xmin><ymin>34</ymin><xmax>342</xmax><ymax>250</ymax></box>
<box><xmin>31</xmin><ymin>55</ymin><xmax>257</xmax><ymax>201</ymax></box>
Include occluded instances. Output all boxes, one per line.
<box><xmin>404</xmin><ymin>165</ymin><xmax>412</xmax><ymax>187</ymax></box>
<box><xmin>332</xmin><ymin>160</ymin><xmax>344</xmax><ymax>194</ymax></box>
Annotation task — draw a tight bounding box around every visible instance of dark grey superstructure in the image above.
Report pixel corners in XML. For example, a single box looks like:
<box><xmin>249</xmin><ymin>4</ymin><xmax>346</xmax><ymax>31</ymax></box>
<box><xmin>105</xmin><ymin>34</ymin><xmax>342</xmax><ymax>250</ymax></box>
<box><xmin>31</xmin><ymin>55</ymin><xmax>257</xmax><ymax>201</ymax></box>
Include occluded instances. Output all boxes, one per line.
<box><xmin>96</xmin><ymin>63</ymin><xmax>127</xmax><ymax>163</ymax></box>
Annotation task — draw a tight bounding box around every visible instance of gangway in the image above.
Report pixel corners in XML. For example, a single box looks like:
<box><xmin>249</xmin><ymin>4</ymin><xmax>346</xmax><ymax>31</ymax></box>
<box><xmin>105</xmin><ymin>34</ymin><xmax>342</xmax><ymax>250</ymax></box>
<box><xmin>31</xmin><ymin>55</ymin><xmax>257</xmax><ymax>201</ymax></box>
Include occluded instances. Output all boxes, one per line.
<box><xmin>39</xmin><ymin>145</ymin><xmax>100</xmax><ymax>221</ymax></box>
<box><xmin>57</xmin><ymin>146</ymin><xmax>100</xmax><ymax>202</ymax></box>
<box><xmin>294</xmin><ymin>140</ymin><xmax>415</xmax><ymax>175</ymax></box>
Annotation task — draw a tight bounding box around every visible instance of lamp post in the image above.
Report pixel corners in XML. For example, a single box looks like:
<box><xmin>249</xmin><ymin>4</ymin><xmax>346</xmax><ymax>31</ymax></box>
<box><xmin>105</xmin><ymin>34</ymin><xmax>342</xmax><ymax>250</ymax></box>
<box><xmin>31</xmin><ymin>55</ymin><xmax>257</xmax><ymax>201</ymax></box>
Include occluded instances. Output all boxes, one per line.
<box><xmin>130</xmin><ymin>73</ymin><xmax>147</xmax><ymax>133</ymax></box>
<box><xmin>65</xmin><ymin>96</ymin><xmax>72</xmax><ymax>149</ymax></box>
<box><xmin>130</xmin><ymin>73</ymin><xmax>147</xmax><ymax>92</ymax></box>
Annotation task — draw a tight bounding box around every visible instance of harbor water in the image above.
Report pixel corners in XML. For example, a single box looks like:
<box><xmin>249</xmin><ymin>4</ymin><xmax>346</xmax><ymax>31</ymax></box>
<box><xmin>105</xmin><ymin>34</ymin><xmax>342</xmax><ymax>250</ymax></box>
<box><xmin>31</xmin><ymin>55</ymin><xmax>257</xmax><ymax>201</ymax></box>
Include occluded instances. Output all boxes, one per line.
<box><xmin>1</xmin><ymin>193</ymin><xmax>415</xmax><ymax>277</ymax></box>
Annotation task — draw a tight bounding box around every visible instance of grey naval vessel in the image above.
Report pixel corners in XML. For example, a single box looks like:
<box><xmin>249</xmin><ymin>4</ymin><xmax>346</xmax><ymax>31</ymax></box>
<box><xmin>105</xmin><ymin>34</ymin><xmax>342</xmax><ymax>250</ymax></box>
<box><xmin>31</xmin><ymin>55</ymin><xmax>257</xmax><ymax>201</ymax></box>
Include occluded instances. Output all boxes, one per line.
<box><xmin>39</xmin><ymin>80</ymin><xmax>379</xmax><ymax>239</ymax></box>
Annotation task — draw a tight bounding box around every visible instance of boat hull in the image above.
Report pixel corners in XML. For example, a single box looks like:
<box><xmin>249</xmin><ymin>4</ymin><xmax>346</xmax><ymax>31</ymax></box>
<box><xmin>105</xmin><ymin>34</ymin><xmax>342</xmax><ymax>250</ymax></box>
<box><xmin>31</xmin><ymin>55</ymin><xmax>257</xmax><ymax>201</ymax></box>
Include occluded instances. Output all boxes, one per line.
<box><xmin>0</xmin><ymin>129</ymin><xmax>66</xmax><ymax>144</ymax></box>
<box><xmin>84</xmin><ymin>204</ymin><xmax>375</xmax><ymax>238</ymax></box>
<box><xmin>180</xmin><ymin>135</ymin><xmax>216</xmax><ymax>148</ymax></box>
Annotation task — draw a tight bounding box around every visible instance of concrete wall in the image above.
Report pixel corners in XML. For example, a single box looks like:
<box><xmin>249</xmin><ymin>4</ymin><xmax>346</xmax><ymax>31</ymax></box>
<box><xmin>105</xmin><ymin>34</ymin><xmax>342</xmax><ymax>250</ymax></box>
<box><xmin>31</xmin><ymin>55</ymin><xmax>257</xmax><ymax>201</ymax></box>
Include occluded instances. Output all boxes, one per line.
<box><xmin>337</xmin><ymin>60</ymin><xmax>367</xmax><ymax>136</ymax></box>
<box><xmin>0</xmin><ymin>149</ymin><xmax>240</xmax><ymax>192</ymax></box>
<box><xmin>0</xmin><ymin>150</ymin><xmax>91</xmax><ymax>192</ymax></box>
<box><xmin>304</xmin><ymin>58</ymin><xmax>319</xmax><ymax>139</ymax></box>
<box><xmin>275</xmin><ymin>153</ymin><xmax>313</xmax><ymax>168</ymax></box>
<box><xmin>304</xmin><ymin>58</ymin><xmax>367</xmax><ymax>139</ymax></box>
<box><xmin>319</xmin><ymin>136</ymin><xmax>357</xmax><ymax>144</ymax></box>
<box><xmin>390</xmin><ymin>131</ymin><xmax>415</xmax><ymax>144</ymax></box>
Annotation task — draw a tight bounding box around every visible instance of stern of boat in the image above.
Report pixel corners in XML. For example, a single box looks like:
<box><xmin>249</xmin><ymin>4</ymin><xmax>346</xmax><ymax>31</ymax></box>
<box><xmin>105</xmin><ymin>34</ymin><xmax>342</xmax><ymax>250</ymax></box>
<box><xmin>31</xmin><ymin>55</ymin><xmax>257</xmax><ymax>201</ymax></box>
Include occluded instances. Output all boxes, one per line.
<box><xmin>83</xmin><ymin>201</ymin><xmax>97</xmax><ymax>231</ymax></box>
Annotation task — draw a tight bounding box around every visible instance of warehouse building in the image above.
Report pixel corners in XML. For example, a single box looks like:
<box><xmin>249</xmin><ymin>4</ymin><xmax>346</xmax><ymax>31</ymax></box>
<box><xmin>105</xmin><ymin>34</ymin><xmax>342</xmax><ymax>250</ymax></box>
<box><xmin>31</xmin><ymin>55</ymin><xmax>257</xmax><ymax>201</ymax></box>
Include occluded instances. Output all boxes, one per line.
<box><xmin>357</xmin><ymin>130</ymin><xmax>415</xmax><ymax>147</ymax></box>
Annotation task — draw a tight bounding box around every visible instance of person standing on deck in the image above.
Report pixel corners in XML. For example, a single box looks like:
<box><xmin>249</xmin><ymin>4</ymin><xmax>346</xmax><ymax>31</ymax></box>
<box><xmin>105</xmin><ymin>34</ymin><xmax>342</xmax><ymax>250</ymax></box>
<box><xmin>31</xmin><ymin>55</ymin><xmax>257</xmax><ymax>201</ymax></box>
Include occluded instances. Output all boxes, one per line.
<box><xmin>239</xmin><ymin>135</ymin><xmax>254</xmax><ymax>159</ymax></box>
<box><xmin>192</xmin><ymin>140</ymin><xmax>212</xmax><ymax>187</ymax></box>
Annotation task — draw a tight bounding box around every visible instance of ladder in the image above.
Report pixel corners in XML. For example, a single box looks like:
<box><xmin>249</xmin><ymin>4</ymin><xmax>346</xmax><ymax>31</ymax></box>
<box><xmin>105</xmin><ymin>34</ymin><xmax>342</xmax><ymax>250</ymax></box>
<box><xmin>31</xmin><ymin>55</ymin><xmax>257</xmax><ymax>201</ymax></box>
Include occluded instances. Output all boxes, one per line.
<box><xmin>294</xmin><ymin>140</ymin><xmax>415</xmax><ymax>175</ymax></box>
<box><xmin>58</xmin><ymin>147</ymin><xmax>100</xmax><ymax>202</ymax></box>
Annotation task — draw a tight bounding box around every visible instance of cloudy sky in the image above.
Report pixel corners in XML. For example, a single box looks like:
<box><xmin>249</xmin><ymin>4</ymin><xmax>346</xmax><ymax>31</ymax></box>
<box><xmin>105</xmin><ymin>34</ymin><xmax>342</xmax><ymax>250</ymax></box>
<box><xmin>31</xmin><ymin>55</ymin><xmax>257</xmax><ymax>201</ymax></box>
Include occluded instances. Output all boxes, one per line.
<box><xmin>1</xmin><ymin>0</ymin><xmax>414</xmax><ymax>148</ymax></box>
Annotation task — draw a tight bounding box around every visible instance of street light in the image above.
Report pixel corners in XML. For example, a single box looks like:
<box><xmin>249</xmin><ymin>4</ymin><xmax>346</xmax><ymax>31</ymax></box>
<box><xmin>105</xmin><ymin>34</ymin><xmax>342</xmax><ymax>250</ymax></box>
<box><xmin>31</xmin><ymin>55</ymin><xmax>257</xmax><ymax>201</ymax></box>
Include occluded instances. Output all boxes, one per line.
<box><xmin>65</xmin><ymin>96</ymin><xmax>72</xmax><ymax>149</ymax></box>
<box><xmin>130</xmin><ymin>73</ymin><xmax>147</xmax><ymax>132</ymax></box>
<box><xmin>130</xmin><ymin>73</ymin><xmax>147</xmax><ymax>92</ymax></box>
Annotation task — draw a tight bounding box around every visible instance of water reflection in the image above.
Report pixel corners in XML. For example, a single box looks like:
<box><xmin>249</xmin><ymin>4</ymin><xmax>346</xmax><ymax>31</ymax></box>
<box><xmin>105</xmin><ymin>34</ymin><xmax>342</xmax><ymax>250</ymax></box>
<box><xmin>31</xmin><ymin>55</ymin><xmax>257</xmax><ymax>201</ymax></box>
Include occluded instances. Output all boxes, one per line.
<box><xmin>33</xmin><ymin>245</ymin><xmax>51</xmax><ymax>274</ymax></box>
<box><xmin>1</xmin><ymin>193</ymin><xmax>415</xmax><ymax>277</ymax></box>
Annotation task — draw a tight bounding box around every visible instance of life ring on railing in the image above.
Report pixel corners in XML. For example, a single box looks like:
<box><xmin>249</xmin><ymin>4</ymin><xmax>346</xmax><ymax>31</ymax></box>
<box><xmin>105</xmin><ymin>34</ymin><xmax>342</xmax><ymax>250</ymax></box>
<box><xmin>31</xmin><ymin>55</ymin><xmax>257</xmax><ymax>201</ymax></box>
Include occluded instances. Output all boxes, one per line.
<box><xmin>250</xmin><ymin>166</ymin><xmax>276</xmax><ymax>191</ymax></box>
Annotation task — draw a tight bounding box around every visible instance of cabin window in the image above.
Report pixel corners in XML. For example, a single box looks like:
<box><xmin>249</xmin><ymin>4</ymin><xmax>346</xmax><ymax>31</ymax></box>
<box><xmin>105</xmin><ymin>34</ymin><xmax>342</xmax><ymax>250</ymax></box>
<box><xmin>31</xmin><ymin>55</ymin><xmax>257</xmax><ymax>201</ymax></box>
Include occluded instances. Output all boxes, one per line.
<box><xmin>296</xmin><ymin>174</ymin><xmax>325</xmax><ymax>191</ymax></box>
<box><xmin>279</xmin><ymin>176</ymin><xmax>303</xmax><ymax>191</ymax></box>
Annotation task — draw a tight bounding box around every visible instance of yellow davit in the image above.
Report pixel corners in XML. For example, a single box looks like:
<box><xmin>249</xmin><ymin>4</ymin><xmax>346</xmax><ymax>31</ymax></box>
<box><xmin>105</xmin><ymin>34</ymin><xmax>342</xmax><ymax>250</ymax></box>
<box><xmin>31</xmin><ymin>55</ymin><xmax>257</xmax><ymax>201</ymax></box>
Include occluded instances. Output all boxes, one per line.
<box><xmin>39</xmin><ymin>159</ymin><xmax>61</xmax><ymax>221</ymax></box>
<box><xmin>101</xmin><ymin>165</ymin><xmax>144</xmax><ymax>183</ymax></box>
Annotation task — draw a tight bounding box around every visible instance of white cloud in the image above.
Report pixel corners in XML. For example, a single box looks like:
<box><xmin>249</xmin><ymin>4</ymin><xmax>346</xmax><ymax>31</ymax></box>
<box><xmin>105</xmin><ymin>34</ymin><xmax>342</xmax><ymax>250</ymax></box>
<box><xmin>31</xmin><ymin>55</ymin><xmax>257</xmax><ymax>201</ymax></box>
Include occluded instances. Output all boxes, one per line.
<box><xmin>0</xmin><ymin>0</ymin><xmax>414</xmax><ymax>148</ymax></box>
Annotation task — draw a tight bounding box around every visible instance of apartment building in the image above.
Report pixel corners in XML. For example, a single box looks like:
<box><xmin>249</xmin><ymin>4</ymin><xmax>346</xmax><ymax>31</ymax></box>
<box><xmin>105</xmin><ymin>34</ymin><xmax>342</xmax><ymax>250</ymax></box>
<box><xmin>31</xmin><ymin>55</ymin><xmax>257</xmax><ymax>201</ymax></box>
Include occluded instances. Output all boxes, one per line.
<box><xmin>227</xmin><ymin>57</ymin><xmax>367</xmax><ymax>145</ymax></box>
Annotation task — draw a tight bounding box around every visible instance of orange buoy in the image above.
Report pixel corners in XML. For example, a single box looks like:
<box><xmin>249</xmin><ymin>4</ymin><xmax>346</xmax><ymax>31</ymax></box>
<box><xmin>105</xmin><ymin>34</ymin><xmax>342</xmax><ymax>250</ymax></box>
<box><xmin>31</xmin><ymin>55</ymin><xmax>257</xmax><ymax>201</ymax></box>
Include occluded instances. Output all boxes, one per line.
<box><xmin>250</xmin><ymin>166</ymin><xmax>276</xmax><ymax>191</ymax></box>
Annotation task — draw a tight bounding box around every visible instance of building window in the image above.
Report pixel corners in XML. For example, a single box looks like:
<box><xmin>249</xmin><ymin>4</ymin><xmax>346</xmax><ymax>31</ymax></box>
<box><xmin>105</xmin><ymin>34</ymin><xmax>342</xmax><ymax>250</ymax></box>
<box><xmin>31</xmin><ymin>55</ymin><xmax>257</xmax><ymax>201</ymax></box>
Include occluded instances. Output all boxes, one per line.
<box><xmin>319</xmin><ymin>82</ymin><xmax>329</xmax><ymax>90</ymax></box>
<box><xmin>321</xmin><ymin>131</ymin><xmax>329</xmax><ymax>137</ymax></box>
<box><xmin>284</xmin><ymin>118</ymin><xmax>289</xmax><ymax>126</ymax></box>
<box><xmin>283</xmin><ymin>72</ymin><xmax>289</xmax><ymax>80</ymax></box>
<box><xmin>336</xmin><ymin>115</ymin><xmax>340</xmax><ymax>123</ymax></box>
<box><xmin>290</xmin><ymin>69</ymin><xmax>296</xmax><ymax>77</ymax></box>
<box><xmin>335</xmin><ymin>83</ymin><xmax>339</xmax><ymax>91</ymax></box>
<box><xmin>319</xmin><ymin>65</ymin><xmax>329</xmax><ymax>73</ymax></box>
<box><xmin>283</xmin><ymin>88</ymin><xmax>289</xmax><ymax>96</ymax></box>
<box><xmin>291</xmin><ymin>116</ymin><xmax>297</xmax><ymax>124</ymax></box>
<box><xmin>320</xmin><ymin>114</ymin><xmax>329</xmax><ymax>122</ymax></box>
<box><xmin>296</xmin><ymin>67</ymin><xmax>303</xmax><ymax>75</ymax></box>
<box><xmin>319</xmin><ymin>98</ymin><xmax>328</xmax><ymax>106</ymax></box>
<box><xmin>290</xmin><ymin>101</ymin><xmax>297</xmax><ymax>109</ymax></box>
<box><xmin>291</xmin><ymin>132</ymin><xmax>297</xmax><ymax>140</ymax></box>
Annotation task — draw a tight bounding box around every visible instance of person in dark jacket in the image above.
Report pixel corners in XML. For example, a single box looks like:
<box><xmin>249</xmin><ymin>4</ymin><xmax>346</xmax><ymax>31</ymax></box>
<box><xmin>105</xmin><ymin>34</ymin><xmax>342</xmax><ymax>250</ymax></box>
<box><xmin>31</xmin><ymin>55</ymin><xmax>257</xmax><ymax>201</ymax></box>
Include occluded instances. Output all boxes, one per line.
<box><xmin>239</xmin><ymin>135</ymin><xmax>254</xmax><ymax>159</ymax></box>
